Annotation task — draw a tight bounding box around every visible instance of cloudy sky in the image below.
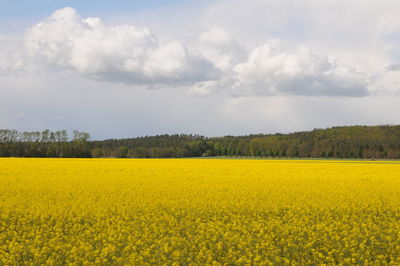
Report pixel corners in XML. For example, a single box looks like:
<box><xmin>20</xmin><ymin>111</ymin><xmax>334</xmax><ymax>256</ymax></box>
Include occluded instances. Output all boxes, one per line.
<box><xmin>1</xmin><ymin>0</ymin><xmax>400</xmax><ymax>139</ymax></box>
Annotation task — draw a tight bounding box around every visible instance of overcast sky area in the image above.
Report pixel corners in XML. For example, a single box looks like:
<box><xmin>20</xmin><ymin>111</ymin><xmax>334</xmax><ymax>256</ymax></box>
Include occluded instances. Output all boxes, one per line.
<box><xmin>1</xmin><ymin>0</ymin><xmax>400</xmax><ymax>140</ymax></box>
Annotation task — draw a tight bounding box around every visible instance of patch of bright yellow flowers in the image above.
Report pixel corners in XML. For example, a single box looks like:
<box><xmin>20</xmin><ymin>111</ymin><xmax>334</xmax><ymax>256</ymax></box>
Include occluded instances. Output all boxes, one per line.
<box><xmin>1</xmin><ymin>158</ymin><xmax>400</xmax><ymax>264</ymax></box>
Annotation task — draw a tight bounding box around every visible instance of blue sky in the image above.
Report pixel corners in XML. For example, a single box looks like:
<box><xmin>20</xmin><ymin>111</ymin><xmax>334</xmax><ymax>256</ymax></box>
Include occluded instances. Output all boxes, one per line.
<box><xmin>0</xmin><ymin>0</ymin><xmax>189</xmax><ymax>17</ymax></box>
<box><xmin>1</xmin><ymin>0</ymin><xmax>400</xmax><ymax>139</ymax></box>
<box><xmin>0</xmin><ymin>0</ymin><xmax>197</xmax><ymax>33</ymax></box>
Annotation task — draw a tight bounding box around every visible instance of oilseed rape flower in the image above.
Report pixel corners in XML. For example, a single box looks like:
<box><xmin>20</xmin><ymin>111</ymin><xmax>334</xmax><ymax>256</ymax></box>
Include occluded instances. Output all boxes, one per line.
<box><xmin>0</xmin><ymin>158</ymin><xmax>400</xmax><ymax>264</ymax></box>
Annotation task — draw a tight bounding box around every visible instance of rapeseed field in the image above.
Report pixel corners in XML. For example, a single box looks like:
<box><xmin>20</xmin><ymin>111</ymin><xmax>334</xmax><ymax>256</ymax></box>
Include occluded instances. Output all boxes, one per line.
<box><xmin>0</xmin><ymin>158</ymin><xmax>400</xmax><ymax>264</ymax></box>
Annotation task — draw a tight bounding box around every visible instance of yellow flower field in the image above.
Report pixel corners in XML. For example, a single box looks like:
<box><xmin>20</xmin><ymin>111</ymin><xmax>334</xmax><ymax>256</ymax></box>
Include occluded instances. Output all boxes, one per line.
<box><xmin>1</xmin><ymin>158</ymin><xmax>400</xmax><ymax>264</ymax></box>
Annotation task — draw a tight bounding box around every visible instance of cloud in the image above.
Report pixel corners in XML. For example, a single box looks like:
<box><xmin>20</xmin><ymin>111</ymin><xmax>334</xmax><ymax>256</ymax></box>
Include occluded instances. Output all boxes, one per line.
<box><xmin>0</xmin><ymin>52</ymin><xmax>25</xmax><ymax>76</ymax></box>
<box><xmin>196</xmin><ymin>26</ymin><xmax>246</xmax><ymax>71</ymax></box>
<box><xmin>386</xmin><ymin>63</ymin><xmax>400</xmax><ymax>72</ymax></box>
<box><xmin>0</xmin><ymin>6</ymin><xmax>375</xmax><ymax>98</ymax></box>
<box><xmin>368</xmin><ymin>62</ymin><xmax>400</xmax><ymax>94</ymax></box>
<box><xmin>230</xmin><ymin>40</ymin><xmax>368</xmax><ymax>97</ymax></box>
<box><xmin>0</xmin><ymin>35</ymin><xmax>27</xmax><ymax>76</ymax></box>
<box><xmin>24</xmin><ymin>7</ymin><xmax>218</xmax><ymax>85</ymax></box>
<box><xmin>191</xmin><ymin>31</ymin><xmax>369</xmax><ymax>97</ymax></box>
<box><xmin>201</xmin><ymin>0</ymin><xmax>400</xmax><ymax>75</ymax></box>
<box><xmin>2</xmin><ymin>3</ymin><xmax>400</xmax><ymax>139</ymax></box>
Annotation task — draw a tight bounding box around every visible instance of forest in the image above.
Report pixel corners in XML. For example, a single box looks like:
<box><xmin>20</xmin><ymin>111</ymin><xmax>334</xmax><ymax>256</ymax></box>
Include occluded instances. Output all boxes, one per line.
<box><xmin>1</xmin><ymin>125</ymin><xmax>400</xmax><ymax>159</ymax></box>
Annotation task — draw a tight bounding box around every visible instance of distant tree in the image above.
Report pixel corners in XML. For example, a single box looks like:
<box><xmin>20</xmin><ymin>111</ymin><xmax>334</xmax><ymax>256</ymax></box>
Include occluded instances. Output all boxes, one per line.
<box><xmin>203</xmin><ymin>149</ymin><xmax>215</xmax><ymax>157</ymax></box>
<box><xmin>73</xmin><ymin>131</ymin><xmax>91</xmax><ymax>142</ymax></box>
<box><xmin>114</xmin><ymin>146</ymin><xmax>129</xmax><ymax>158</ymax></box>
<box><xmin>2</xmin><ymin>125</ymin><xmax>400</xmax><ymax>159</ymax></box>
<box><xmin>92</xmin><ymin>148</ymin><xmax>104</xmax><ymax>158</ymax></box>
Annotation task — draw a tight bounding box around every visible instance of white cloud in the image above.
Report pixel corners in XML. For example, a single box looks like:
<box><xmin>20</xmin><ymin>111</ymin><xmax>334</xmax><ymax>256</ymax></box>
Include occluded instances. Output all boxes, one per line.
<box><xmin>230</xmin><ymin>40</ymin><xmax>368</xmax><ymax>97</ymax></box>
<box><xmin>196</xmin><ymin>27</ymin><xmax>246</xmax><ymax>71</ymax></box>
<box><xmin>199</xmin><ymin>26</ymin><xmax>231</xmax><ymax>46</ymax></box>
<box><xmin>0</xmin><ymin>35</ymin><xmax>27</xmax><ymax>76</ymax></box>
<box><xmin>0</xmin><ymin>4</ymin><xmax>395</xmax><ymax>99</ymax></box>
<box><xmin>24</xmin><ymin>7</ymin><xmax>218</xmax><ymax>85</ymax></box>
<box><xmin>201</xmin><ymin>0</ymin><xmax>400</xmax><ymax>72</ymax></box>
<box><xmin>0</xmin><ymin>52</ymin><xmax>25</xmax><ymax>76</ymax></box>
<box><xmin>368</xmin><ymin>62</ymin><xmax>400</xmax><ymax>95</ymax></box>
<box><xmin>19</xmin><ymin>8</ymin><xmax>371</xmax><ymax>97</ymax></box>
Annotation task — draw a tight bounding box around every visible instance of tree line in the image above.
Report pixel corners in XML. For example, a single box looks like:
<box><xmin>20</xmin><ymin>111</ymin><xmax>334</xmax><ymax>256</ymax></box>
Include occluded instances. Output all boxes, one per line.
<box><xmin>1</xmin><ymin>125</ymin><xmax>400</xmax><ymax>159</ymax></box>
<box><xmin>0</xmin><ymin>130</ymin><xmax>91</xmax><ymax>158</ymax></box>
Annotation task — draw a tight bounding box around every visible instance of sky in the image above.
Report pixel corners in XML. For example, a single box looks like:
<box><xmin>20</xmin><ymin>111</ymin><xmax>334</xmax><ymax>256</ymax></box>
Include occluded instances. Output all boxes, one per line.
<box><xmin>1</xmin><ymin>0</ymin><xmax>400</xmax><ymax>140</ymax></box>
